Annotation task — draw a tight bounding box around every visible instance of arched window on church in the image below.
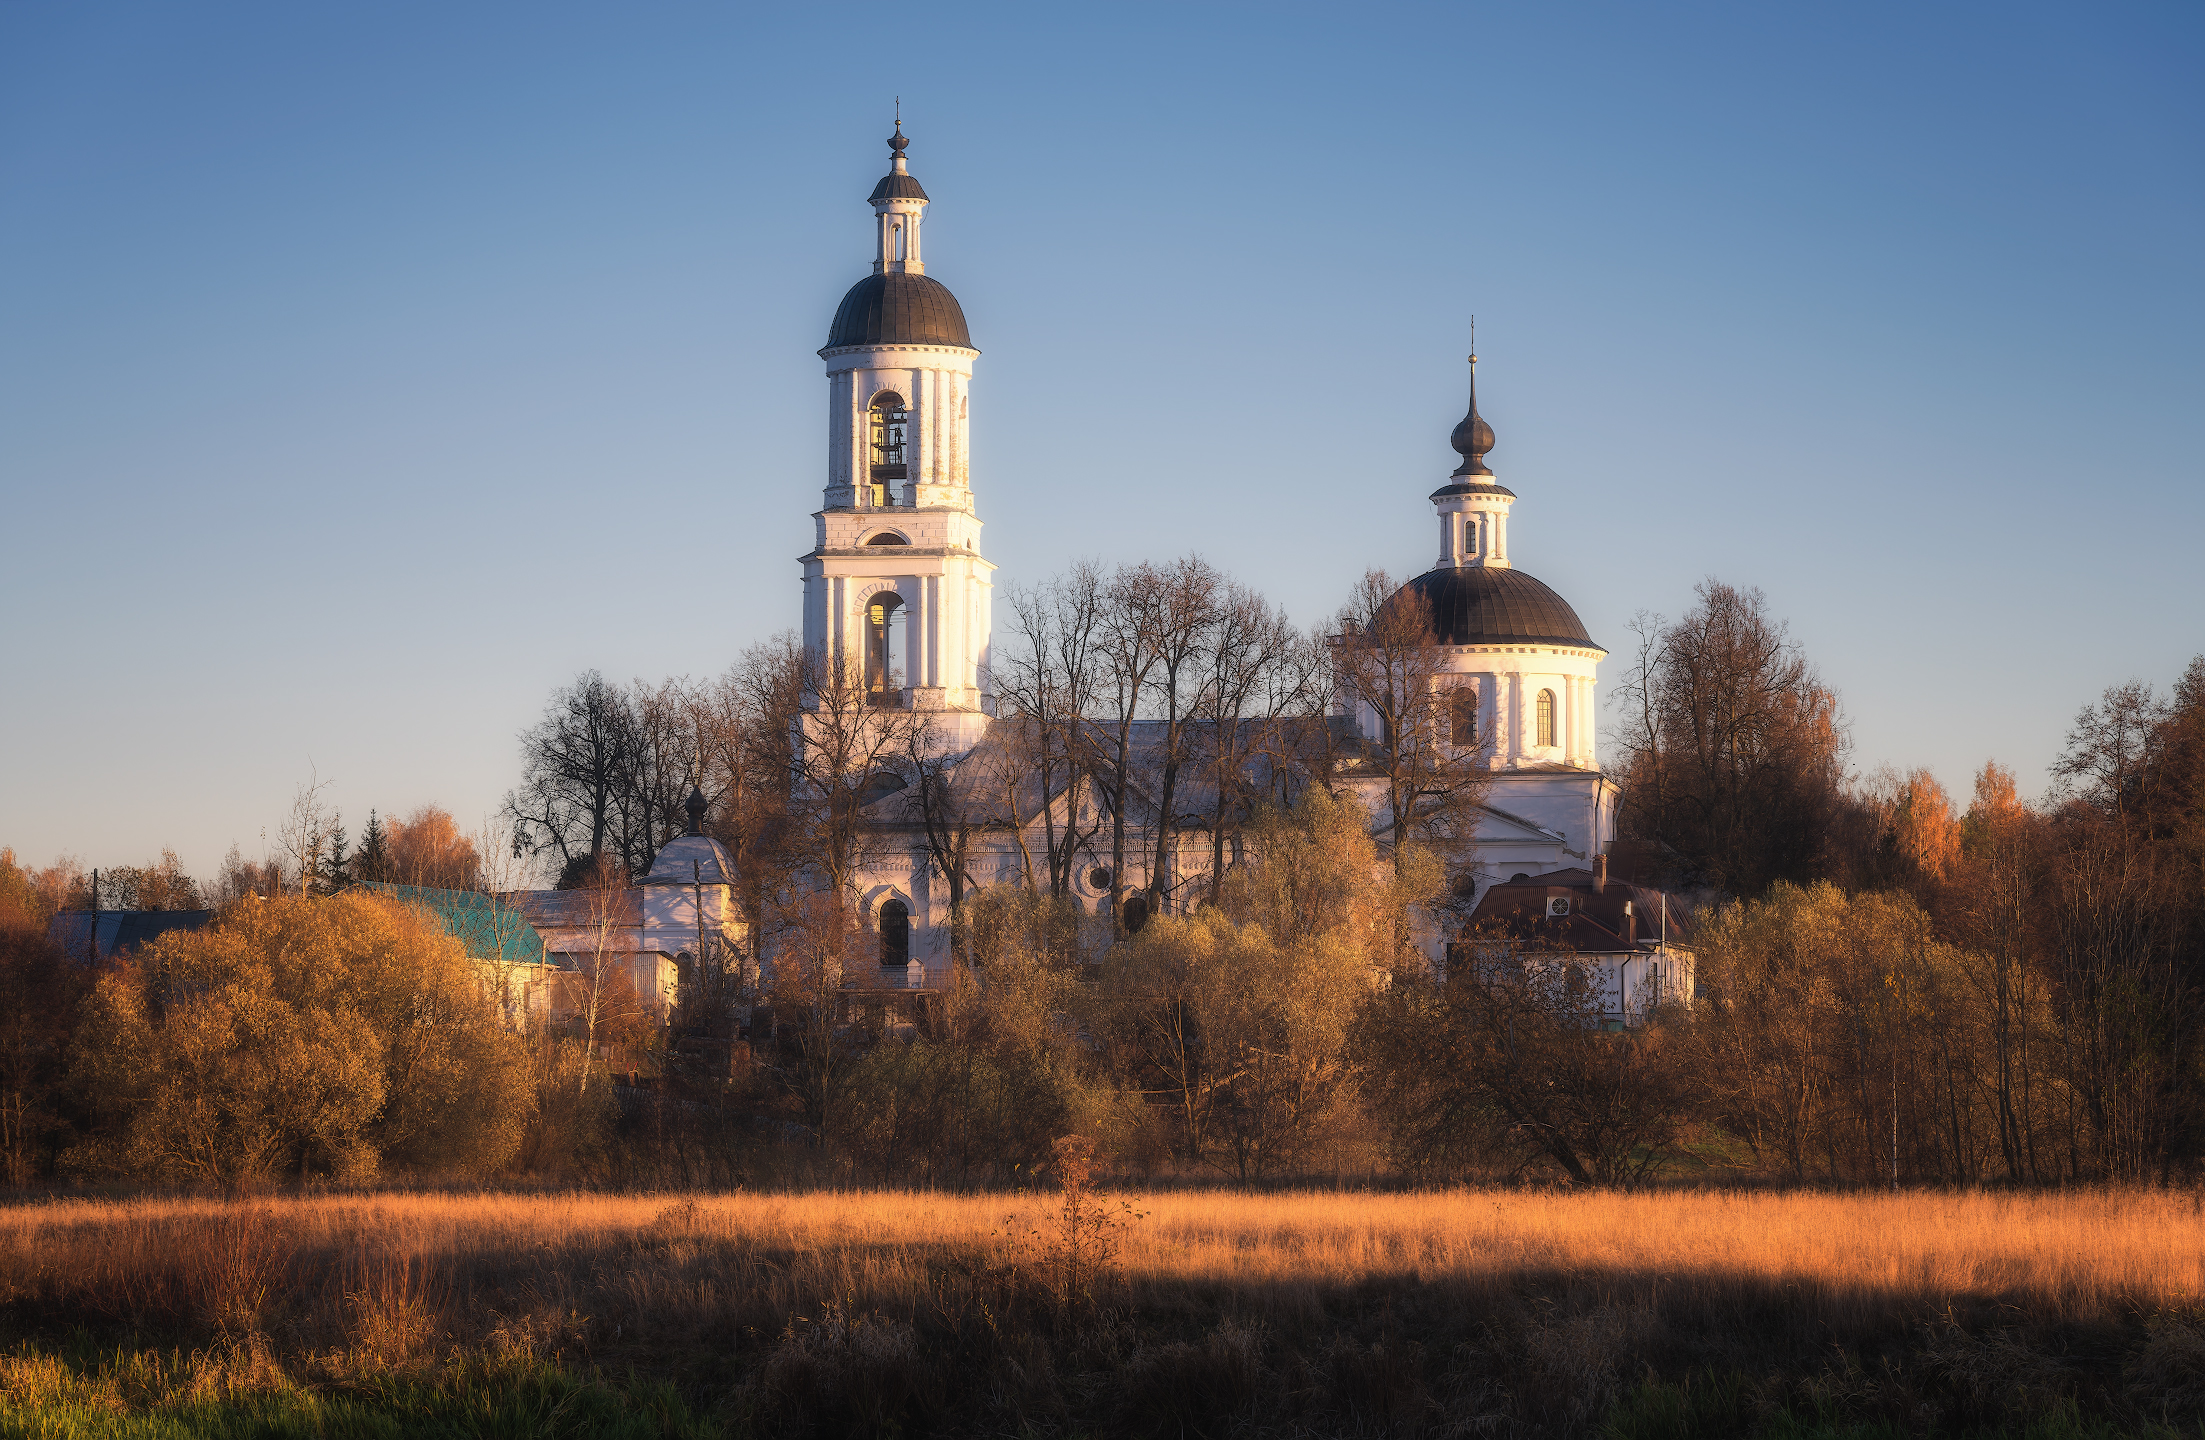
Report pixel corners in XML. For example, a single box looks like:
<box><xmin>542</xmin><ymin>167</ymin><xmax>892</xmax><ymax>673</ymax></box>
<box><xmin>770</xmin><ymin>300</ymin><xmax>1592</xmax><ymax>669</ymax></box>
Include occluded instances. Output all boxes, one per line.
<box><xmin>1451</xmin><ymin>687</ymin><xmax>1479</xmax><ymax>750</ymax></box>
<box><xmin>868</xmin><ymin>392</ymin><xmax>908</xmax><ymax>505</ymax></box>
<box><xmin>866</xmin><ymin>592</ymin><xmax>907</xmax><ymax>705</ymax></box>
<box><xmin>1536</xmin><ymin>689</ymin><xmax>1556</xmax><ymax>748</ymax></box>
<box><xmin>879</xmin><ymin>898</ymin><xmax>910</xmax><ymax>967</ymax></box>
<box><xmin>865</xmin><ymin>531</ymin><xmax>909</xmax><ymax>546</ymax></box>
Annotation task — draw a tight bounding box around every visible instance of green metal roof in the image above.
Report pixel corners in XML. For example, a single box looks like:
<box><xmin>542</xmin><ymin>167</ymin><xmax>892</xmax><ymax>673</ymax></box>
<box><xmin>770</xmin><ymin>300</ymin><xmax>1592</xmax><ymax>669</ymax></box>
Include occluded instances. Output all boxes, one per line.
<box><xmin>364</xmin><ymin>884</ymin><xmax>548</xmax><ymax>967</ymax></box>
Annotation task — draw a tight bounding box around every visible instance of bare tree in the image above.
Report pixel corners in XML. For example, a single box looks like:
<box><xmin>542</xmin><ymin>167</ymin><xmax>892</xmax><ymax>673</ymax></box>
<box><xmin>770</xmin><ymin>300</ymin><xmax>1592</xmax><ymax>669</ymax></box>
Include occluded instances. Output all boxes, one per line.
<box><xmin>1360</xmin><ymin>924</ymin><xmax>1689</xmax><ymax>1187</ymax></box>
<box><xmin>764</xmin><ymin>638</ymin><xmax>926</xmax><ymax>906</ymax></box>
<box><xmin>69</xmin><ymin>851</ymin><xmax>203</xmax><ymax>912</ymax></box>
<box><xmin>207</xmin><ymin>844</ymin><xmax>282</xmax><ymax>907</ymax></box>
<box><xmin>277</xmin><ymin>772</ymin><xmax>341</xmax><ymax>899</ymax></box>
<box><xmin>627</xmin><ymin>676</ymin><xmax>706</xmax><ymax>870</ymax></box>
<box><xmin>2053</xmin><ymin>679</ymin><xmax>2167</xmax><ymax>820</ymax></box>
<box><xmin>1093</xmin><ymin>563</ymin><xmax>1169</xmax><ymax>934</ymax></box>
<box><xmin>508</xmin><ymin>671</ymin><xmax>638</xmax><ymax>880</ymax></box>
<box><xmin>696</xmin><ymin>640</ymin><xmax>802</xmax><ymax>940</ymax></box>
<box><xmin>1195</xmin><ymin>583</ymin><xmax>1327</xmax><ymax>905</ymax></box>
<box><xmin>1138</xmin><ymin>556</ymin><xmax>1225</xmax><ymax>915</ymax></box>
<box><xmin>768</xmin><ymin>889</ymin><xmax>860</xmax><ymax>1138</ymax></box>
<box><xmin>902</xmin><ymin>715</ymin><xmax>1001</xmax><ymax>962</ymax></box>
<box><xmin>573</xmin><ymin>876</ymin><xmax>642</xmax><ymax>1099</ymax></box>
<box><xmin>999</xmin><ymin>567</ymin><xmax>1105</xmax><ymax>899</ymax></box>
<box><xmin>1608</xmin><ymin>579</ymin><xmax>1847</xmax><ymax>895</ymax></box>
<box><xmin>468</xmin><ymin>811</ymin><xmax>543</xmax><ymax>1028</ymax></box>
<box><xmin>1331</xmin><ymin>569</ymin><xmax>1491</xmax><ymax>878</ymax></box>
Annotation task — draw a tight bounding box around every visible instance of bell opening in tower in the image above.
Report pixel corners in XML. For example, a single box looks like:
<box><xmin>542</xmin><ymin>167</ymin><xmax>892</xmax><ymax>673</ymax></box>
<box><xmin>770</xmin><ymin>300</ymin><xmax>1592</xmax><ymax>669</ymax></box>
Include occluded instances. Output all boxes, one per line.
<box><xmin>868</xmin><ymin>392</ymin><xmax>908</xmax><ymax>503</ymax></box>
<box><xmin>878</xmin><ymin>898</ymin><xmax>910</xmax><ymax>966</ymax></box>
<box><xmin>865</xmin><ymin>593</ymin><xmax>908</xmax><ymax>707</ymax></box>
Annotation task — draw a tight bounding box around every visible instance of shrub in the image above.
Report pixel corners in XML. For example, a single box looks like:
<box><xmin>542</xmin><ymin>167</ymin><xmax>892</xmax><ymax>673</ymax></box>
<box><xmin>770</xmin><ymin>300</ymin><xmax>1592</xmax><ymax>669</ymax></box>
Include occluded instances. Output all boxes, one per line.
<box><xmin>68</xmin><ymin>891</ymin><xmax>531</xmax><ymax>1180</ymax></box>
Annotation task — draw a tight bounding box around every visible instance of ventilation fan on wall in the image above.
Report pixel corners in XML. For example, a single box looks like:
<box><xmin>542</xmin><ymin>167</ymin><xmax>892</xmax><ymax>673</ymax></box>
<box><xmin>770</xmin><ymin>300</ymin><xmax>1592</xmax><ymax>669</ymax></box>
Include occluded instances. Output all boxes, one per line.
<box><xmin>1546</xmin><ymin>897</ymin><xmax>1572</xmax><ymax>918</ymax></box>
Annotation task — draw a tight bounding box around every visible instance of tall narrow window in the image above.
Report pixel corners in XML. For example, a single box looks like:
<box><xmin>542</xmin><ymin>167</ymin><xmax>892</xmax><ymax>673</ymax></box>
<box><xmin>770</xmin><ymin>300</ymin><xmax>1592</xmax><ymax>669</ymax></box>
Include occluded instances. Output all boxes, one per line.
<box><xmin>1536</xmin><ymin>688</ymin><xmax>1556</xmax><ymax>748</ymax></box>
<box><xmin>879</xmin><ymin>898</ymin><xmax>910</xmax><ymax>967</ymax></box>
<box><xmin>866</xmin><ymin>593</ymin><xmax>906</xmax><ymax>705</ymax></box>
<box><xmin>1451</xmin><ymin>687</ymin><xmax>1479</xmax><ymax>749</ymax></box>
<box><xmin>1466</xmin><ymin>516</ymin><xmax>1479</xmax><ymax>556</ymax></box>
<box><xmin>868</xmin><ymin>392</ymin><xmax>908</xmax><ymax>505</ymax></box>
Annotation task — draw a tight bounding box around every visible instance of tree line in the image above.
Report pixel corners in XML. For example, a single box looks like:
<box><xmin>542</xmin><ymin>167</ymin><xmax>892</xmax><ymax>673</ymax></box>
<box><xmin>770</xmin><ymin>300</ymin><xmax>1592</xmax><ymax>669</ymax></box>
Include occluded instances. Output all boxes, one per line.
<box><xmin>1</xmin><ymin>561</ymin><xmax>2199</xmax><ymax>1188</ymax></box>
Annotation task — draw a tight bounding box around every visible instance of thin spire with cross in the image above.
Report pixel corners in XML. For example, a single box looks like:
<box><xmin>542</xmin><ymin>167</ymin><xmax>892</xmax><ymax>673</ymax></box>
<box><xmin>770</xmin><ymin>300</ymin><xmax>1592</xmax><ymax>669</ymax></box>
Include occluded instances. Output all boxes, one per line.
<box><xmin>1449</xmin><ymin>316</ymin><xmax>1496</xmax><ymax>478</ymax></box>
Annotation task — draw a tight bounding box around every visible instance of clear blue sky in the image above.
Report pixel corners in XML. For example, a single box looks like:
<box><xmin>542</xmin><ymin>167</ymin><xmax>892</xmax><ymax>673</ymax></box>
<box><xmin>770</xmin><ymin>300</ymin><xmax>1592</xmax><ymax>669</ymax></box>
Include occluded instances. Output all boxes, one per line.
<box><xmin>4</xmin><ymin>2</ymin><xmax>2199</xmax><ymax>883</ymax></box>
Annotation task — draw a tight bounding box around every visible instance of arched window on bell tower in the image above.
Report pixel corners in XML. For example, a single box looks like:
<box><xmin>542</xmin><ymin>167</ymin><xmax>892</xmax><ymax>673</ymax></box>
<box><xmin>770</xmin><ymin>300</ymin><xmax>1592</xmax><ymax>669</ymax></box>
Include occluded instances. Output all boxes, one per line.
<box><xmin>879</xmin><ymin>898</ymin><xmax>910</xmax><ymax>967</ymax></box>
<box><xmin>868</xmin><ymin>392</ymin><xmax>908</xmax><ymax>506</ymax></box>
<box><xmin>1536</xmin><ymin>689</ymin><xmax>1556</xmax><ymax>748</ymax></box>
<box><xmin>866</xmin><ymin>592</ymin><xmax>907</xmax><ymax>705</ymax></box>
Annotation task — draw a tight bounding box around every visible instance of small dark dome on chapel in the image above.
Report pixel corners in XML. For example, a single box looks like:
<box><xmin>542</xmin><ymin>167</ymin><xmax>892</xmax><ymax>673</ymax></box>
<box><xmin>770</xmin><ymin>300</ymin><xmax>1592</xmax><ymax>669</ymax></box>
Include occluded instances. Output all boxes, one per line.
<box><xmin>869</xmin><ymin>171</ymin><xmax>930</xmax><ymax>203</ymax></box>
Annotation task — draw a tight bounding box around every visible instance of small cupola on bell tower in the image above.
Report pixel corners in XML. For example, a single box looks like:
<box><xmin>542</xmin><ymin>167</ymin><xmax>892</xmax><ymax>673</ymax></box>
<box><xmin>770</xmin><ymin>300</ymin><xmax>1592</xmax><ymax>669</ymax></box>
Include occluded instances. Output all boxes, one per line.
<box><xmin>1430</xmin><ymin>346</ymin><xmax>1516</xmax><ymax>570</ymax></box>
<box><xmin>871</xmin><ymin>111</ymin><xmax>928</xmax><ymax>276</ymax></box>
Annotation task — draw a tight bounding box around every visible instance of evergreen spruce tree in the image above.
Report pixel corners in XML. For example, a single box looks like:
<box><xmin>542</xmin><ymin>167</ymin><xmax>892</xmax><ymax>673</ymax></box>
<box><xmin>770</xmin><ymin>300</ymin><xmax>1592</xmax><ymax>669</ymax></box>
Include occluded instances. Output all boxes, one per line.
<box><xmin>319</xmin><ymin>817</ymin><xmax>350</xmax><ymax>894</ymax></box>
<box><xmin>355</xmin><ymin>810</ymin><xmax>390</xmax><ymax>884</ymax></box>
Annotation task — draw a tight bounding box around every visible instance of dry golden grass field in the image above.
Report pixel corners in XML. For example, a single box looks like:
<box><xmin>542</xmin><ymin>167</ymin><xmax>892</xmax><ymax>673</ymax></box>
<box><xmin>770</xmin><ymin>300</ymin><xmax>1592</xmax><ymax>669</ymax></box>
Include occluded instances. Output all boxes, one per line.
<box><xmin>3</xmin><ymin>1186</ymin><xmax>2203</xmax><ymax>1437</ymax></box>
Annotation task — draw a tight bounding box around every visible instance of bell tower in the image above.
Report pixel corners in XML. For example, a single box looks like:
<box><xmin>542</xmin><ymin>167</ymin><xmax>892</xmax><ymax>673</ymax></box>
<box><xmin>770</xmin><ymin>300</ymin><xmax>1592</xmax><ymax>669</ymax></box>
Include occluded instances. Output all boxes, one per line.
<box><xmin>800</xmin><ymin>120</ymin><xmax>994</xmax><ymax>750</ymax></box>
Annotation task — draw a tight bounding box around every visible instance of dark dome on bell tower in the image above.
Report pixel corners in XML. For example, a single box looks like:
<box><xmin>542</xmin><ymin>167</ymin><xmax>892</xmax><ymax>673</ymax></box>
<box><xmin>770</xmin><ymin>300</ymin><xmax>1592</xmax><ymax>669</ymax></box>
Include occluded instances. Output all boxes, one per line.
<box><xmin>1449</xmin><ymin>354</ymin><xmax>1496</xmax><ymax>478</ymax></box>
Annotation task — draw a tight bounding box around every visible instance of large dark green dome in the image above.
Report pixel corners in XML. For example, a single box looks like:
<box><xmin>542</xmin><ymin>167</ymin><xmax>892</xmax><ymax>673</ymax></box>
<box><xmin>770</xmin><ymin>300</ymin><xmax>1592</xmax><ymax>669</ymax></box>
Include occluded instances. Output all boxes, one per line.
<box><xmin>1396</xmin><ymin>566</ymin><xmax>1600</xmax><ymax>649</ymax></box>
<box><xmin>825</xmin><ymin>272</ymin><xmax>974</xmax><ymax>350</ymax></box>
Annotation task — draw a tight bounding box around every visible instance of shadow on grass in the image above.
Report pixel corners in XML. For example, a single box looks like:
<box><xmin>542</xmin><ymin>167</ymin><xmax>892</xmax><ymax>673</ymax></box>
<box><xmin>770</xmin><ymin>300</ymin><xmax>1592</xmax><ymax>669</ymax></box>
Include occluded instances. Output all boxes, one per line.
<box><xmin>9</xmin><ymin>1224</ymin><xmax>2205</xmax><ymax>1438</ymax></box>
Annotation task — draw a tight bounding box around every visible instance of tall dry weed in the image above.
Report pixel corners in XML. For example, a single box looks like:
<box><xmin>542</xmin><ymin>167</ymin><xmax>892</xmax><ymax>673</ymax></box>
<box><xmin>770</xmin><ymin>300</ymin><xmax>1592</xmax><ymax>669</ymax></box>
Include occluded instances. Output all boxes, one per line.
<box><xmin>762</xmin><ymin>1297</ymin><xmax>932</xmax><ymax>1433</ymax></box>
<box><xmin>337</xmin><ymin>1239</ymin><xmax>447</xmax><ymax>1368</ymax></box>
<box><xmin>22</xmin><ymin>1203</ymin><xmax>295</xmax><ymax>1336</ymax></box>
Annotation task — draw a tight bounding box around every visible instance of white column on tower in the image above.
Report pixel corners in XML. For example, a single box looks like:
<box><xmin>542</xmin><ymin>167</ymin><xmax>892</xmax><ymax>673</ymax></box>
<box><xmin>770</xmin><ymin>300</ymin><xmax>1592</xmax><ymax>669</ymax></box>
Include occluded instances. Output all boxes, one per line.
<box><xmin>922</xmin><ymin>578</ymin><xmax>936</xmax><ymax>689</ymax></box>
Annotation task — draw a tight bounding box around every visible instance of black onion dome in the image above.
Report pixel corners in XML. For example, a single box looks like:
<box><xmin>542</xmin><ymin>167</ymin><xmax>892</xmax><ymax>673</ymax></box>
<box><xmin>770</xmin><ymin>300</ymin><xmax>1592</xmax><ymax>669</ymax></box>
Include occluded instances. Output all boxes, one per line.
<box><xmin>1450</xmin><ymin>364</ymin><xmax>1496</xmax><ymax>478</ymax></box>
<box><xmin>825</xmin><ymin>272</ymin><xmax>974</xmax><ymax>350</ymax></box>
<box><xmin>1396</xmin><ymin>567</ymin><xmax>1599</xmax><ymax>648</ymax></box>
<box><xmin>1449</xmin><ymin>409</ymin><xmax>1495</xmax><ymax>470</ymax></box>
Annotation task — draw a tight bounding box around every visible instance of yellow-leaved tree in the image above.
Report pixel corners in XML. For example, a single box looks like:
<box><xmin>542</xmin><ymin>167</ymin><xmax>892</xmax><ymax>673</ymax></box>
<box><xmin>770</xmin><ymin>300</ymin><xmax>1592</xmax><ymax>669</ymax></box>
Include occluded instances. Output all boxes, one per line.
<box><xmin>70</xmin><ymin>891</ymin><xmax>531</xmax><ymax>1181</ymax></box>
<box><xmin>1100</xmin><ymin>788</ymin><xmax>1431</xmax><ymax>1178</ymax></box>
<box><xmin>1681</xmin><ymin>880</ymin><xmax>1980</xmax><ymax>1183</ymax></box>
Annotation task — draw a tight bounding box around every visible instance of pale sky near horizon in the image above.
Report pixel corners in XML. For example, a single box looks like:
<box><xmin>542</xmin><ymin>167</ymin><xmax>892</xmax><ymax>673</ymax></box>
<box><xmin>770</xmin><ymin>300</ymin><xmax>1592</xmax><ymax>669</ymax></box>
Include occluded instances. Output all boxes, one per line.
<box><xmin>3</xmin><ymin>2</ymin><xmax>2200</xmax><ymax>885</ymax></box>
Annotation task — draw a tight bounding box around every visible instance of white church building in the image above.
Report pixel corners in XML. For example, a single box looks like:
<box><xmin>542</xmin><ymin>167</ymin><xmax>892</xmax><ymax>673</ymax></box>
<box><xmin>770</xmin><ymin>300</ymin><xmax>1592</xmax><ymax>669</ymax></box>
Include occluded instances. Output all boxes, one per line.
<box><xmin>533</xmin><ymin>124</ymin><xmax>1629</xmax><ymax>998</ymax></box>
